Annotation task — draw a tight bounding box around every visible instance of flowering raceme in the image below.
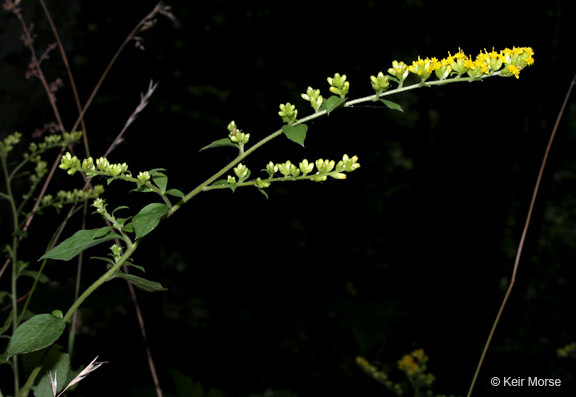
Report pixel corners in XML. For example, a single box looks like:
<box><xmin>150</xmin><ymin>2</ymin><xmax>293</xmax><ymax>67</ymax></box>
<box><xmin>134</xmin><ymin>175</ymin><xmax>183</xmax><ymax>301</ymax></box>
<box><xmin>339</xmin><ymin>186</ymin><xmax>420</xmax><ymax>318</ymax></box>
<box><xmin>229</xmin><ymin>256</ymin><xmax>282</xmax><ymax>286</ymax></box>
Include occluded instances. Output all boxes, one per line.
<box><xmin>387</xmin><ymin>47</ymin><xmax>534</xmax><ymax>85</ymax></box>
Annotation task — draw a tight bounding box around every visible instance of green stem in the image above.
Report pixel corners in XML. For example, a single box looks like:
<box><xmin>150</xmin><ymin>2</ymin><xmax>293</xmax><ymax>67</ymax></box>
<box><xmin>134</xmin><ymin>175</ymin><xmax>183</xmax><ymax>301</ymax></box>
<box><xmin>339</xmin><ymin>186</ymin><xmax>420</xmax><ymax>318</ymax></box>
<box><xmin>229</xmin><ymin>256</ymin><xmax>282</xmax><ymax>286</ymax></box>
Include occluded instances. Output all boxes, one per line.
<box><xmin>63</xmin><ymin>239</ymin><xmax>140</xmax><ymax>323</ymax></box>
<box><xmin>1</xmin><ymin>152</ymin><xmax>21</xmax><ymax>397</ymax></box>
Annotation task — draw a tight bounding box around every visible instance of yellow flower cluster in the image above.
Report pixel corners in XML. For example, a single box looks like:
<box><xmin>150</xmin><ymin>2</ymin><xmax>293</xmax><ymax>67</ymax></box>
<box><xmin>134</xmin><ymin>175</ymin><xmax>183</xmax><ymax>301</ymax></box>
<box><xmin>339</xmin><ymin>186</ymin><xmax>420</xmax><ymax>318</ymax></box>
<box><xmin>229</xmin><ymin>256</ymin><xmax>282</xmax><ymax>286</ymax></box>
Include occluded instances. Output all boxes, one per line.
<box><xmin>397</xmin><ymin>349</ymin><xmax>422</xmax><ymax>376</ymax></box>
<box><xmin>397</xmin><ymin>349</ymin><xmax>436</xmax><ymax>389</ymax></box>
<box><xmin>388</xmin><ymin>47</ymin><xmax>534</xmax><ymax>85</ymax></box>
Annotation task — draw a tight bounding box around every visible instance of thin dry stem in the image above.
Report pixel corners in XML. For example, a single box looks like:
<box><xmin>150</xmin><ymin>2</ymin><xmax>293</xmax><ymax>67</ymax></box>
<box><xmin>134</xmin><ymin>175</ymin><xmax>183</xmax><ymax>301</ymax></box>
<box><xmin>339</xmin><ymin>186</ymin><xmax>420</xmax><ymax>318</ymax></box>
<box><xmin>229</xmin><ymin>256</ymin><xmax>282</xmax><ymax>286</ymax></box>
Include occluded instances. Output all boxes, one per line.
<box><xmin>467</xmin><ymin>72</ymin><xmax>576</xmax><ymax>396</ymax></box>
<box><xmin>39</xmin><ymin>0</ymin><xmax>90</xmax><ymax>157</ymax></box>
<box><xmin>104</xmin><ymin>80</ymin><xmax>159</xmax><ymax>157</ymax></box>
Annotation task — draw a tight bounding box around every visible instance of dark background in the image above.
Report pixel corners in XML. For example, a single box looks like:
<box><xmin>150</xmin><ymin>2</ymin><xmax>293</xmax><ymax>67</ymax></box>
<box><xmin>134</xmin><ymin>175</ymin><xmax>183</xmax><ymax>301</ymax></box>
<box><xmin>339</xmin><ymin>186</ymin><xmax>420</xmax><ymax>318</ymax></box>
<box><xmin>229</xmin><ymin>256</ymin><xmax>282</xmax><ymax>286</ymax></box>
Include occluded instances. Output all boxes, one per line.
<box><xmin>2</xmin><ymin>1</ymin><xmax>576</xmax><ymax>396</ymax></box>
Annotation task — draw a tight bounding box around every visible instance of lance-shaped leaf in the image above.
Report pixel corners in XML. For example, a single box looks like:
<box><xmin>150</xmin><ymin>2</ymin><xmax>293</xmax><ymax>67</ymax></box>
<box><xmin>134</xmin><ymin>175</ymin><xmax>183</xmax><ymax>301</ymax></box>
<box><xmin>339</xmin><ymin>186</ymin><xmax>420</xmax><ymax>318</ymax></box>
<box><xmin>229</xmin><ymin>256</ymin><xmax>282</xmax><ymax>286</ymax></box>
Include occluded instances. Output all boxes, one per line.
<box><xmin>7</xmin><ymin>313</ymin><xmax>66</xmax><ymax>358</ymax></box>
<box><xmin>199</xmin><ymin>138</ymin><xmax>238</xmax><ymax>152</ymax></box>
<box><xmin>380</xmin><ymin>99</ymin><xmax>404</xmax><ymax>112</ymax></box>
<box><xmin>41</xmin><ymin>227</ymin><xmax>120</xmax><ymax>261</ymax></box>
<box><xmin>132</xmin><ymin>203</ymin><xmax>168</xmax><ymax>239</ymax></box>
<box><xmin>116</xmin><ymin>272</ymin><xmax>167</xmax><ymax>292</ymax></box>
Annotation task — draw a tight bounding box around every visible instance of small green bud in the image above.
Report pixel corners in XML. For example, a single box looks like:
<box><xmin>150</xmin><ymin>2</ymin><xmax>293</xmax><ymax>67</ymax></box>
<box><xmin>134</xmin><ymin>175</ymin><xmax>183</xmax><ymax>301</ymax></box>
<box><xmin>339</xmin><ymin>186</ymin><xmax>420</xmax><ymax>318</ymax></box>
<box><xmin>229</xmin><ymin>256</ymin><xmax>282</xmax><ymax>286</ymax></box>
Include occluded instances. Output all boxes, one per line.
<box><xmin>110</xmin><ymin>244</ymin><xmax>123</xmax><ymax>262</ymax></box>
<box><xmin>255</xmin><ymin>177</ymin><xmax>270</xmax><ymax>189</ymax></box>
<box><xmin>41</xmin><ymin>195</ymin><xmax>53</xmax><ymax>206</ymax></box>
<box><xmin>278</xmin><ymin>160</ymin><xmax>293</xmax><ymax>177</ymax></box>
<box><xmin>227</xmin><ymin>120</ymin><xmax>238</xmax><ymax>133</ymax></box>
<box><xmin>82</xmin><ymin>157</ymin><xmax>97</xmax><ymax>177</ymax></box>
<box><xmin>315</xmin><ymin>158</ymin><xmax>335</xmax><ymax>173</ymax></box>
<box><xmin>340</xmin><ymin>154</ymin><xmax>360</xmax><ymax>172</ymax></box>
<box><xmin>327</xmin><ymin>73</ymin><xmax>349</xmax><ymax>98</ymax></box>
<box><xmin>388</xmin><ymin>61</ymin><xmax>409</xmax><ymax>85</ymax></box>
<box><xmin>93</xmin><ymin>185</ymin><xmax>105</xmax><ymax>196</ymax></box>
<box><xmin>96</xmin><ymin>157</ymin><xmax>110</xmax><ymax>172</ymax></box>
<box><xmin>59</xmin><ymin>152</ymin><xmax>81</xmax><ymax>175</ymax></box>
<box><xmin>92</xmin><ymin>198</ymin><xmax>106</xmax><ymax>214</ymax></box>
<box><xmin>227</xmin><ymin>175</ymin><xmax>236</xmax><ymax>184</ymax></box>
<box><xmin>312</xmin><ymin>174</ymin><xmax>327</xmax><ymax>182</ymax></box>
<box><xmin>265</xmin><ymin>161</ymin><xmax>278</xmax><ymax>176</ymax></box>
<box><xmin>329</xmin><ymin>172</ymin><xmax>346</xmax><ymax>180</ymax></box>
<box><xmin>299</xmin><ymin>159</ymin><xmax>314</xmax><ymax>175</ymax></box>
<box><xmin>370</xmin><ymin>72</ymin><xmax>390</xmax><ymax>95</ymax></box>
<box><xmin>31</xmin><ymin>160</ymin><xmax>47</xmax><ymax>182</ymax></box>
<box><xmin>108</xmin><ymin>163</ymin><xmax>124</xmax><ymax>177</ymax></box>
<box><xmin>301</xmin><ymin>86</ymin><xmax>324</xmax><ymax>112</ymax></box>
<box><xmin>278</xmin><ymin>103</ymin><xmax>298</xmax><ymax>124</ymax></box>
<box><xmin>1</xmin><ymin>132</ymin><xmax>22</xmax><ymax>154</ymax></box>
<box><xmin>227</xmin><ymin>120</ymin><xmax>250</xmax><ymax>144</ymax></box>
<box><xmin>137</xmin><ymin>171</ymin><xmax>151</xmax><ymax>182</ymax></box>
<box><xmin>233</xmin><ymin>163</ymin><xmax>249</xmax><ymax>180</ymax></box>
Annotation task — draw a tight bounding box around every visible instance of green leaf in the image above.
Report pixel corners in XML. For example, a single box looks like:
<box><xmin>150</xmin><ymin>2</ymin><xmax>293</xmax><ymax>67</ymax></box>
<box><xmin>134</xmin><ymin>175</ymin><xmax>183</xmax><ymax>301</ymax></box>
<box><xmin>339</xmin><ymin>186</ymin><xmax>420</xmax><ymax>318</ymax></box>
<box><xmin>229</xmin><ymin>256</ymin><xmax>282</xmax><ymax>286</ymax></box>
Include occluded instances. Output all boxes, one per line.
<box><xmin>152</xmin><ymin>172</ymin><xmax>168</xmax><ymax>190</ymax></box>
<box><xmin>21</xmin><ymin>270</ymin><xmax>49</xmax><ymax>284</ymax></box>
<box><xmin>166</xmin><ymin>188</ymin><xmax>185</xmax><ymax>198</ymax></box>
<box><xmin>0</xmin><ymin>310</ymin><xmax>13</xmax><ymax>335</ymax></box>
<box><xmin>115</xmin><ymin>272</ymin><xmax>167</xmax><ymax>292</ymax></box>
<box><xmin>199</xmin><ymin>138</ymin><xmax>238</xmax><ymax>152</ymax></box>
<box><xmin>132</xmin><ymin>203</ymin><xmax>168</xmax><ymax>240</ymax></box>
<box><xmin>322</xmin><ymin>95</ymin><xmax>346</xmax><ymax>115</ymax></box>
<box><xmin>210</xmin><ymin>179</ymin><xmax>229</xmax><ymax>187</ymax></box>
<box><xmin>282</xmin><ymin>124</ymin><xmax>308</xmax><ymax>147</ymax></box>
<box><xmin>122</xmin><ymin>222</ymin><xmax>135</xmax><ymax>233</ymax></box>
<box><xmin>257</xmin><ymin>188</ymin><xmax>269</xmax><ymax>199</ymax></box>
<box><xmin>132</xmin><ymin>184</ymin><xmax>154</xmax><ymax>193</ymax></box>
<box><xmin>7</xmin><ymin>314</ymin><xmax>66</xmax><ymax>358</ymax></box>
<box><xmin>380</xmin><ymin>99</ymin><xmax>404</xmax><ymax>112</ymax></box>
<box><xmin>40</xmin><ymin>227</ymin><xmax>119</xmax><ymax>261</ymax></box>
<box><xmin>22</xmin><ymin>345</ymin><xmax>70</xmax><ymax>397</ymax></box>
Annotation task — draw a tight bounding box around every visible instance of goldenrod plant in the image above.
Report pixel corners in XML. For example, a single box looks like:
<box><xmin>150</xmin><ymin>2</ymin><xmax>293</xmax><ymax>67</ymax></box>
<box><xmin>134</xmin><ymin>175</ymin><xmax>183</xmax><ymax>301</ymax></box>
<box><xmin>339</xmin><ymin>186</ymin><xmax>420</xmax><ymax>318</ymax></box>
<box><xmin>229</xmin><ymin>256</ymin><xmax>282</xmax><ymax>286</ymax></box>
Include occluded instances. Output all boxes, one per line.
<box><xmin>0</xmin><ymin>2</ymin><xmax>540</xmax><ymax>397</ymax></box>
<box><xmin>357</xmin><ymin>350</ymin><xmax>459</xmax><ymax>397</ymax></box>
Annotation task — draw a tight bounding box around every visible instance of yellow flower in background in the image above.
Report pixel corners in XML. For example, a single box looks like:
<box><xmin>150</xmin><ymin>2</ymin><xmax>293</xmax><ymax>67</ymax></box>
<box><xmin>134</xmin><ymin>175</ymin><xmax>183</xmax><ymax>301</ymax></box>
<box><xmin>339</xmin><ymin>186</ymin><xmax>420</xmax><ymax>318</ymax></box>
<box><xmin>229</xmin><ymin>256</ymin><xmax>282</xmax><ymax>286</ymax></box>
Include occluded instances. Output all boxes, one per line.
<box><xmin>398</xmin><ymin>353</ymin><xmax>419</xmax><ymax>376</ymax></box>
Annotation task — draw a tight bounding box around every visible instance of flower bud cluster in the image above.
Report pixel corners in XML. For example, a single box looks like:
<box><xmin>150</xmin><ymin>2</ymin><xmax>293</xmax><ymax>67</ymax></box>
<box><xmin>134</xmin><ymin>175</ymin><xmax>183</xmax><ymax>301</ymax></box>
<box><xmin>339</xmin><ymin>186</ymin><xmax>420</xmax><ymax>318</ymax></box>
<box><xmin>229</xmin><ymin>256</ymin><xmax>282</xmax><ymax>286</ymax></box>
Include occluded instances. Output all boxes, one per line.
<box><xmin>29</xmin><ymin>156</ymin><xmax>48</xmax><ymax>184</ymax></box>
<box><xmin>91</xmin><ymin>197</ymin><xmax>108</xmax><ymax>216</ymax></box>
<box><xmin>266</xmin><ymin>154</ymin><xmax>360</xmax><ymax>183</ymax></box>
<box><xmin>40</xmin><ymin>185</ymin><xmax>105</xmax><ymax>211</ymax></box>
<box><xmin>137</xmin><ymin>171</ymin><xmax>151</xmax><ymax>182</ymax></box>
<box><xmin>59</xmin><ymin>152</ymin><xmax>129</xmax><ymax>178</ymax></box>
<box><xmin>301</xmin><ymin>87</ymin><xmax>324</xmax><ymax>112</ymax></box>
<box><xmin>227</xmin><ymin>120</ymin><xmax>250</xmax><ymax>145</ymax></box>
<box><xmin>370</xmin><ymin>72</ymin><xmax>390</xmax><ymax>96</ymax></box>
<box><xmin>0</xmin><ymin>132</ymin><xmax>22</xmax><ymax>155</ymax></box>
<box><xmin>327</xmin><ymin>73</ymin><xmax>350</xmax><ymax>98</ymax></box>
<box><xmin>387</xmin><ymin>61</ymin><xmax>409</xmax><ymax>86</ymax></box>
<box><xmin>278</xmin><ymin>103</ymin><xmax>298</xmax><ymax>124</ymax></box>
<box><xmin>110</xmin><ymin>243</ymin><xmax>123</xmax><ymax>262</ymax></box>
<box><xmin>27</xmin><ymin>131</ymin><xmax>83</xmax><ymax>157</ymax></box>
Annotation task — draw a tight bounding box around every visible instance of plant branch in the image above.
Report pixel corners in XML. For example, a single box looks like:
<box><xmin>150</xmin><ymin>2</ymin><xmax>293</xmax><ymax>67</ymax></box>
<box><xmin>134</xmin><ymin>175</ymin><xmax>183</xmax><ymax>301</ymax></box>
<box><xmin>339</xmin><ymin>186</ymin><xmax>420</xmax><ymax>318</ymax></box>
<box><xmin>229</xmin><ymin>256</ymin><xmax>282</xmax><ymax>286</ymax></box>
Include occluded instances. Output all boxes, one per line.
<box><xmin>170</xmin><ymin>72</ymin><xmax>500</xmax><ymax>215</ymax></box>
<box><xmin>63</xmin><ymin>239</ymin><xmax>141</xmax><ymax>323</ymax></box>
